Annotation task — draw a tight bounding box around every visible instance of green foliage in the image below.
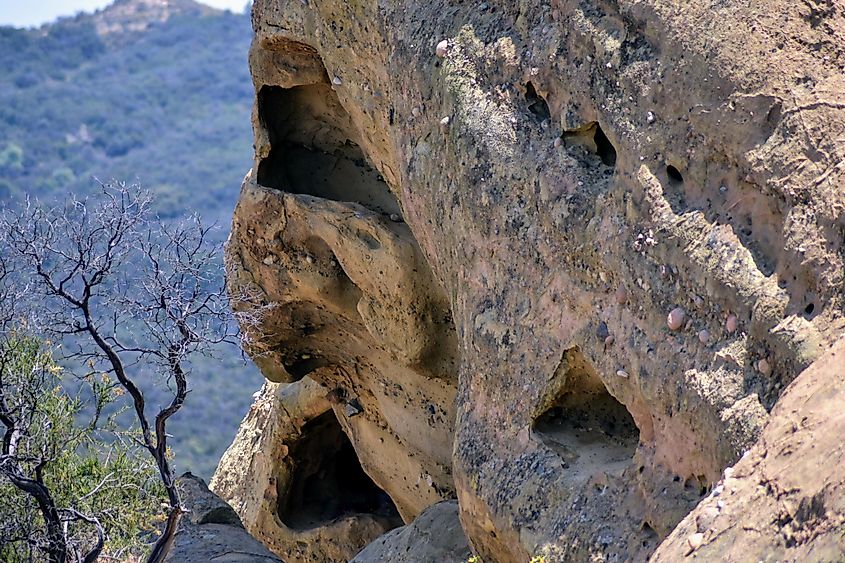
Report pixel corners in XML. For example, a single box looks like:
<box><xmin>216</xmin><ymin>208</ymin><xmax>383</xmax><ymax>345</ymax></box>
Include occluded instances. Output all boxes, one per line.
<box><xmin>0</xmin><ymin>9</ymin><xmax>262</xmax><ymax>479</ymax></box>
<box><xmin>0</xmin><ymin>142</ymin><xmax>24</xmax><ymax>172</ymax></box>
<box><xmin>0</xmin><ymin>11</ymin><xmax>254</xmax><ymax>231</ymax></box>
<box><xmin>0</xmin><ymin>337</ymin><xmax>166</xmax><ymax>561</ymax></box>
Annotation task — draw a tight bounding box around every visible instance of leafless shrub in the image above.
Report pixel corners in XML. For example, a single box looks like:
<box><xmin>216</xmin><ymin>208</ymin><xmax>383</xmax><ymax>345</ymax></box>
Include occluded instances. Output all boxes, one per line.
<box><xmin>0</xmin><ymin>181</ymin><xmax>237</xmax><ymax>562</ymax></box>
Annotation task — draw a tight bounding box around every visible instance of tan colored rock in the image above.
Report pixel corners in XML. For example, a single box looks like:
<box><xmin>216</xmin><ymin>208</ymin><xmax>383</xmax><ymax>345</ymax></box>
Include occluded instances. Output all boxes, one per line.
<box><xmin>652</xmin><ymin>338</ymin><xmax>845</xmax><ymax>561</ymax></box>
<box><xmin>211</xmin><ymin>379</ymin><xmax>403</xmax><ymax>562</ymax></box>
<box><xmin>227</xmin><ymin>0</ymin><xmax>845</xmax><ymax>561</ymax></box>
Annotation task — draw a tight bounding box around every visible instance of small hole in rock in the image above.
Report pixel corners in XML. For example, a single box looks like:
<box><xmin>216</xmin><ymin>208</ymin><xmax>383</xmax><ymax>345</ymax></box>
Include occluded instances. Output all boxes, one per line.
<box><xmin>525</xmin><ymin>81</ymin><xmax>551</xmax><ymax>122</ymax></box>
<box><xmin>561</xmin><ymin>122</ymin><xmax>617</xmax><ymax>169</ymax></box>
<box><xmin>804</xmin><ymin>303</ymin><xmax>815</xmax><ymax>317</ymax></box>
<box><xmin>667</xmin><ymin>165</ymin><xmax>684</xmax><ymax>184</ymax></box>
<box><xmin>594</xmin><ymin>124</ymin><xmax>617</xmax><ymax>167</ymax></box>
<box><xmin>283</xmin><ymin>354</ymin><xmax>329</xmax><ymax>381</ymax></box>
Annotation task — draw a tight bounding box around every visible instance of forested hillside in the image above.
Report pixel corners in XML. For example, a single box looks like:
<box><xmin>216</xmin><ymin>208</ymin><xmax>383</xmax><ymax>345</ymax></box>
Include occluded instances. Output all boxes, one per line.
<box><xmin>0</xmin><ymin>1</ymin><xmax>261</xmax><ymax>478</ymax></box>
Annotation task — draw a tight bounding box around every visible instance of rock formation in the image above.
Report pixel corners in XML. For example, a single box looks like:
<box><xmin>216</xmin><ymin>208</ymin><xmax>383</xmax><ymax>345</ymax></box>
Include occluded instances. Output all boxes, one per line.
<box><xmin>213</xmin><ymin>0</ymin><xmax>845</xmax><ymax>561</ymax></box>
<box><xmin>165</xmin><ymin>473</ymin><xmax>283</xmax><ymax>562</ymax></box>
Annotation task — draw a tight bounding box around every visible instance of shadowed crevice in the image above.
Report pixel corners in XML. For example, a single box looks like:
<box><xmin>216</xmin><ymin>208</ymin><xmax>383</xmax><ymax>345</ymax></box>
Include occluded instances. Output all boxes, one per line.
<box><xmin>278</xmin><ymin>410</ymin><xmax>403</xmax><ymax>531</ymax></box>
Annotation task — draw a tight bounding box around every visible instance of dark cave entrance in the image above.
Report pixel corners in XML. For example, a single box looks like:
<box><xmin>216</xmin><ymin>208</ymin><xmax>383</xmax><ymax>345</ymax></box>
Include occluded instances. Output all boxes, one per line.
<box><xmin>560</xmin><ymin>121</ymin><xmax>618</xmax><ymax>168</ymax></box>
<box><xmin>278</xmin><ymin>410</ymin><xmax>402</xmax><ymax>531</ymax></box>
<box><xmin>533</xmin><ymin>349</ymin><xmax>638</xmax><ymax>479</ymax></box>
<box><xmin>256</xmin><ymin>84</ymin><xmax>402</xmax><ymax>216</ymax></box>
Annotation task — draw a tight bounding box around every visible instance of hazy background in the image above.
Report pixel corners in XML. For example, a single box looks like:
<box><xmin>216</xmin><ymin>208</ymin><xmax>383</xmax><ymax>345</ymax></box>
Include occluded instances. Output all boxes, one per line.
<box><xmin>1</xmin><ymin>0</ymin><xmax>250</xmax><ymax>27</ymax></box>
<box><xmin>0</xmin><ymin>0</ymin><xmax>263</xmax><ymax>478</ymax></box>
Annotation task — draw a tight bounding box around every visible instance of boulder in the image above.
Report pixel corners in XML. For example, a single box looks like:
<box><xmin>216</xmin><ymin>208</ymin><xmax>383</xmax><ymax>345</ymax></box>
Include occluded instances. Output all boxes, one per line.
<box><xmin>221</xmin><ymin>0</ymin><xmax>845</xmax><ymax>560</ymax></box>
<box><xmin>166</xmin><ymin>473</ymin><xmax>282</xmax><ymax>563</ymax></box>
<box><xmin>351</xmin><ymin>501</ymin><xmax>471</xmax><ymax>563</ymax></box>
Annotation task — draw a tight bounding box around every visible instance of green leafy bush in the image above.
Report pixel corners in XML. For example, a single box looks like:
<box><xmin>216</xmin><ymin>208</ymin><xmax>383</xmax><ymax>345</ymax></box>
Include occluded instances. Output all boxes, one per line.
<box><xmin>0</xmin><ymin>336</ymin><xmax>166</xmax><ymax>561</ymax></box>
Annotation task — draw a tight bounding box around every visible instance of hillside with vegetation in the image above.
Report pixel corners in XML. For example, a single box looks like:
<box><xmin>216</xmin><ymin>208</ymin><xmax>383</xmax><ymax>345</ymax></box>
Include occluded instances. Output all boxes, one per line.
<box><xmin>0</xmin><ymin>0</ymin><xmax>261</xmax><ymax>479</ymax></box>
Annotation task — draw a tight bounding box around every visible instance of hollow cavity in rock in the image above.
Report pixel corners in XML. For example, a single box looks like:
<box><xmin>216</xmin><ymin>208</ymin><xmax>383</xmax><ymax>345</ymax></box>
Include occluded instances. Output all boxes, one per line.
<box><xmin>561</xmin><ymin>122</ymin><xmax>617</xmax><ymax>168</ymax></box>
<box><xmin>278</xmin><ymin>409</ymin><xmax>403</xmax><ymax>531</ymax></box>
<box><xmin>534</xmin><ymin>350</ymin><xmax>638</xmax><ymax>480</ymax></box>
<box><xmin>256</xmin><ymin>83</ymin><xmax>401</xmax><ymax>216</ymax></box>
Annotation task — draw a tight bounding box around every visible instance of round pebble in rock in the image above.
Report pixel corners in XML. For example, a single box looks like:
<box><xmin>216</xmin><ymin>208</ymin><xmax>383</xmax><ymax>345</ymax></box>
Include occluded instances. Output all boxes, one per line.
<box><xmin>688</xmin><ymin>532</ymin><xmax>704</xmax><ymax>551</ymax></box>
<box><xmin>698</xmin><ymin>329</ymin><xmax>710</xmax><ymax>344</ymax></box>
<box><xmin>440</xmin><ymin>116</ymin><xmax>451</xmax><ymax>128</ymax></box>
<box><xmin>758</xmin><ymin>357</ymin><xmax>772</xmax><ymax>376</ymax></box>
<box><xmin>389</xmin><ymin>213</ymin><xmax>402</xmax><ymax>222</ymax></box>
<box><xmin>331</xmin><ymin>75</ymin><xmax>343</xmax><ymax>86</ymax></box>
<box><xmin>435</xmin><ymin>39</ymin><xmax>449</xmax><ymax>58</ymax></box>
<box><xmin>615</xmin><ymin>285</ymin><xmax>628</xmax><ymax>305</ymax></box>
<box><xmin>616</xmin><ymin>369</ymin><xmax>629</xmax><ymax>378</ymax></box>
<box><xmin>725</xmin><ymin>313</ymin><xmax>738</xmax><ymax>333</ymax></box>
<box><xmin>667</xmin><ymin>307</ymin><xmax>686</xmax><ymax>331</ymax></box>
<box><xmin>605</xmin><ymin>335</ymin><xmax>615</xmax><ymax>346</ymax></box>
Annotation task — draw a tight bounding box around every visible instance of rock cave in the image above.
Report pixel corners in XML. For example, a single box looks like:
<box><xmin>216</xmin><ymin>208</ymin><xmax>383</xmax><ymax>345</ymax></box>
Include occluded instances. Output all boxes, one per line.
<box><xmin>211</xmin><ymin>1</ymin><xmax>845</xmax><ymax>562</ymax></box>
<box><xmin>277</xmin><ymin>410</ymin><xmax>402</xmax><ymax>531</ymax></box>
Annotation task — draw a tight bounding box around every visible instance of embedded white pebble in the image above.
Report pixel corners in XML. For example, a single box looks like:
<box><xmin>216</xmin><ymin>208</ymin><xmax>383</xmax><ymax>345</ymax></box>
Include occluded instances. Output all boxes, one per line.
<box><xmin>435</xmin><ymin>39</ymin><xmax>449</xmax><ymax>58</ymax></box>
<box><xmin>616</xmin><ymin>369</ymin><xmax>629</xmax><ymax>378</ymax></box>
<box><xmin>687</xmin><ymin>532</ymin><xmax>704</xmax><ymax>551</ymax></box>
<box><xmin>698</xmin><ymin>329</ymin><xmax>710</xmax><ymax>344</ymax></box>
<box><xmin>726</xmin><ymin>313</ymin><xmax>738</xmax><ymax>333</ymax></box>
<box><xmin>262</xmin><ymin>255</ymin><xmax>275</xmax><ymax>266</ymax></box>
<box><xmin>411</xmin><ymin>107</ymin><xmax>421</xmax><ymax>117</ymax></box>
<box><xmin>305</xmin><ymin>255</ymin><xmax>314</xmax><ymax>264</ymax></box>
<box><xmin>389</xmin><ymin>213</ymin><xmax>402</xmax><ymax>222</ymax></box>
<box><xmin>554</xmin><ymin>137</ymin><xmax>562</xmax><ymax>148</ymax></box>
<box><xmin>332</xmin><ymin>75</ymin><xmax>343</xmax><ymax>86</ymax></box>
<box><xmin>667</xmin><ymin>307</ymin><xmax>686</xmax><ymax>331</ymax></box>
<box><xmin>440</xmin><ymin>116</ymin><xmax>451</xmax><ymax>128</ymax></box>
<box><xmin>647</xmin><ymin>111</ymin><xmax>655</xmax><ymax>123</ymax></box>
<box><xmin>723</xmin><ymin>467</ymin><xmax>734</xmax><ymax>479</ymax></box>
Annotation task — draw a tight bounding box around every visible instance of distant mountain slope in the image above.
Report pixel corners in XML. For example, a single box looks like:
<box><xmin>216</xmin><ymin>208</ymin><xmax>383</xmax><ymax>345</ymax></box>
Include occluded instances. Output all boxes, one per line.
<box><xmin>0</xmin><ymin>0</ymin><xmax>253</xmax><ymax>227</ymax></box>
<box><xmin>0</xmin><ymin>1</ymin><xmax>261</xmax><ymax>479</ymax></box>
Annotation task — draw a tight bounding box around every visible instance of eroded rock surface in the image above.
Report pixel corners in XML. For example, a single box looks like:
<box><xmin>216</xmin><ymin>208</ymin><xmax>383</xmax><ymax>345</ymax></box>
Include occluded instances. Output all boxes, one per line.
<box><xmin>652</xmin><ymin>337</ymin><xmax>845</xmax><ymax>561</ymax></box>
<box><xmin>166</xmin><ymin>473</ymin><xmax>282</xmax><ymax>563</ymax></box>
<box><xmin>351</xmin><ymin>500</ymin><xmax>472</xmax><ymax>563</ymax></box>
<box><xmin>211</xmin><ymin>378</ymin><xmax>408</xmax><ymax>562</ymax></box>
<box><xmin>217</xmin><ymin>0</ymin><xmax>845</xmax><ymax>561</ymax></box>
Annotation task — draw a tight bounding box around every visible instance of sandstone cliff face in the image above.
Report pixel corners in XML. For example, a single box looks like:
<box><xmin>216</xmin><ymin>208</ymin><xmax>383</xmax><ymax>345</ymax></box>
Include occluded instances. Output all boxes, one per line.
<box><xmin>214</xmin><ymin>0</ymin><xmax>845</xmax><ymax>561</ymax></box>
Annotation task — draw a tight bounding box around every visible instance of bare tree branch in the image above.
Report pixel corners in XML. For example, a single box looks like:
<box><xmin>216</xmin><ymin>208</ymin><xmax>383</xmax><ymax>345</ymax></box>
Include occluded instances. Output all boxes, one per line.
<box><xmin>0</xmin><ymin>181</ymin><xmax>236</xmax><ymax>562</ymax></box>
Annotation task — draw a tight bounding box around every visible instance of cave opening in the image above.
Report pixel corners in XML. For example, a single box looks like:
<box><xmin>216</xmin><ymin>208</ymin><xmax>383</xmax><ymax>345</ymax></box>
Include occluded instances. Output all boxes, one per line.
<box><xmin>256</xmin><ymin>84</ymin><xmax>401</xmax><ymax>216</ymax></box>
<box><xmin>525</xmin><ymin>81</ymin><xmax>551</xmax><ymax>122</ymax></box>
<box><xmin>533</xmin><ymin>349</ymin><xmax>638</xmax><ymax>479</ymax></box>
<box><xmin>666</xmin><ymin>164</ymin><xmax>684</xmax><ymax>184</ymax></box>
<box><xmin>278</xmin><ymin>410</ymin><xmax>402</xmax><ymax>531</ymax></box>
<box><xmin>561</xmin><ymin>122</ymin><xmax>617</xmax><ymax>169</ymax></box>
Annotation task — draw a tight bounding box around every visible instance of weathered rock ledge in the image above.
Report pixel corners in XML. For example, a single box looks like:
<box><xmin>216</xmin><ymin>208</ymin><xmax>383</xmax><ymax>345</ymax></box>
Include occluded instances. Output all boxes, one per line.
<box><xmin>214</xmin><ymin>0</ymin><xmax>845</xmax><ymax>561</ymax></box>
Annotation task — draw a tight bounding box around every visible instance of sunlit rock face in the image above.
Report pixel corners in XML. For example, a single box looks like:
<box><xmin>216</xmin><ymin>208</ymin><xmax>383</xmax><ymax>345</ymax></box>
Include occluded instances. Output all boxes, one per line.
<box><xmin>215</xmin><ymin>0</ymin><xmax>845</xmax><ymax>560</ymax></box>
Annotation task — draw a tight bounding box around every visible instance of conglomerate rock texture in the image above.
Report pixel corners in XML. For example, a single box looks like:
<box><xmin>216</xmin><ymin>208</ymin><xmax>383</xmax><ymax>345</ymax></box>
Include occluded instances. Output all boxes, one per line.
<box><xmin>214</xmin><ymin>0</ymin><xmax>845</xmax><ymax>561</ymax></box>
